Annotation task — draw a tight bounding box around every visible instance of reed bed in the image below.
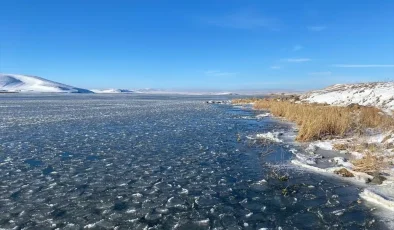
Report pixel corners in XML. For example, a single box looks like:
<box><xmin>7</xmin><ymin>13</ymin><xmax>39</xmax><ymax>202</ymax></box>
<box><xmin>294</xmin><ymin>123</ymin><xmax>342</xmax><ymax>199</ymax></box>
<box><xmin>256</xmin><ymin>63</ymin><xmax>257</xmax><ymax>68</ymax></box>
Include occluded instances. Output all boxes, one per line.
<box><xmin>233</xmin><ymin>98</ymin><xmax>394</xmax><ymax>142</ymax></box>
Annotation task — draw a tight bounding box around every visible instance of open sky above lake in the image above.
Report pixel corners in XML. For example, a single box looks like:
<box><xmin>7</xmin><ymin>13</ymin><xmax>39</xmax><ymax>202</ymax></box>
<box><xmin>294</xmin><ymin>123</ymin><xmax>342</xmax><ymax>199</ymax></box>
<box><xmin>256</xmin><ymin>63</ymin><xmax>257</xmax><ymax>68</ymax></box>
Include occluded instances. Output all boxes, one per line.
<box><xmin>1</xmin><ymin>0</ymin><xmax>393</xmax><ymax>90</ymax></box>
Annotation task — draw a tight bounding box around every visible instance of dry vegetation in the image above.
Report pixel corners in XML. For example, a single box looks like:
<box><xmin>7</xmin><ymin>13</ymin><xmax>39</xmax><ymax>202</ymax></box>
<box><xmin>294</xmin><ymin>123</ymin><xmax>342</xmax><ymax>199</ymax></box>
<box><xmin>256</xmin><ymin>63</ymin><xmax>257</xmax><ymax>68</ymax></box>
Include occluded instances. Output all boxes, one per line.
<box><xmin>351</xmin><ymin>153</ymin><xmax>387</xmax><ymax>174</ymax></box>
<box><xmin>332</xmin><ymin>142</ymin><xmax>392</xmax><ymax>173</ymax></box>
<box><xmin>233</xmin><ymin>98</ymin><xmax>394</xmax><ymax>142</ymax></box>
<box><xmin>233</xmin><ymin>97</ymin><xmax>394</xmax><ymax>175</ymax></box>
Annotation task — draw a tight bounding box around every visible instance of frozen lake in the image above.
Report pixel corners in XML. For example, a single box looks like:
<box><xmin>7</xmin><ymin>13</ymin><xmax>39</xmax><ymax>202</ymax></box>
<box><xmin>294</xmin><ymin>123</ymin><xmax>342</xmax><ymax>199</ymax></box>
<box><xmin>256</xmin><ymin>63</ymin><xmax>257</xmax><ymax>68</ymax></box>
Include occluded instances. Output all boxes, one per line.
<box><xmin>0</xmin><ymin>94</ymin><xmax>388</xmax><ymax>229</ymax></box>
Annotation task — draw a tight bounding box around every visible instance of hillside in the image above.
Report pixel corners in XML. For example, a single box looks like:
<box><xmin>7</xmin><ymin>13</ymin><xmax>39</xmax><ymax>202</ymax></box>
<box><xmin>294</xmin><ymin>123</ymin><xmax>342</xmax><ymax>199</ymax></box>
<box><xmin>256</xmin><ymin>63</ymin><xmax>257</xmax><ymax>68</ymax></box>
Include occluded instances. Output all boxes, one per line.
<box><xmin>301</xmin><ymin>82</ymin><xmax>394</xmax><ymax>112</ymax></box>
<box><xmin>0</xmin><ymin>74</ymin><xmax>92</xmax><ymax>93</ymax></box>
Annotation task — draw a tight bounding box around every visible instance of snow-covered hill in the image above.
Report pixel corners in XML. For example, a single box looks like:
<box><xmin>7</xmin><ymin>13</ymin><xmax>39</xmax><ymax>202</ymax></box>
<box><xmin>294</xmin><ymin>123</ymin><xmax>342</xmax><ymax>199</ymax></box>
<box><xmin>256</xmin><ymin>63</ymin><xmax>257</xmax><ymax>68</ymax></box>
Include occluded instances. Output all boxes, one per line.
<box><xmin>302</xmin><ymin>82</ymin><xmax>394</xmax><ymax>111</ymax></box>
<box><xmin>0</xmin><ymin>74</ymin><xmax>92</xmax><ymax>93</ymax></box>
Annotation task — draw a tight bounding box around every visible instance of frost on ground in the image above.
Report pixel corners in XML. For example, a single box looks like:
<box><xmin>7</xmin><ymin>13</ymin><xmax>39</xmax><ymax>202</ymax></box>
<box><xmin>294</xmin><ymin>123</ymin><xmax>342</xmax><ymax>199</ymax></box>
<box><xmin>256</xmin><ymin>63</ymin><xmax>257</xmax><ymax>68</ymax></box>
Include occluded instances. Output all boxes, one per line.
<box><xmin>301</xmin><ymin>81</ymin><xmax>394</xmax><ymax>112</ymax></box>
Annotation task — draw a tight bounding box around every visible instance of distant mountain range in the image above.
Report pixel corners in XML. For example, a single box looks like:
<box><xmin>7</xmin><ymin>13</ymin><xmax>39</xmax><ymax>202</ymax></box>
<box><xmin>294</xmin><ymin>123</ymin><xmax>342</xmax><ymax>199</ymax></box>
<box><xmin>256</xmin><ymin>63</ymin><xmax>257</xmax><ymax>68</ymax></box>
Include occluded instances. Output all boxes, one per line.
<box><xmin>0</xmin><ymin>74</ymin><xmax>243</xmax><ymax>95</ymax></box>
<box><xmin>0</xmin><ymin>73</ymin><xmax>298</xmax><ymax>95</ymax></box>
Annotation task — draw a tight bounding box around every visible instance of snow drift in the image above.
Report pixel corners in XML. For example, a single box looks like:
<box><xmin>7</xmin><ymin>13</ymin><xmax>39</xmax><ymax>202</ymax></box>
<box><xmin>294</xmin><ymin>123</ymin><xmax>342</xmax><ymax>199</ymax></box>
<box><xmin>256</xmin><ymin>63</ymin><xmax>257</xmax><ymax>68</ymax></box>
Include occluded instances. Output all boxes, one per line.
<box><xmin>0</xmin><ymin>74</ymin><xmax>92</xmax><ymax>93</ymax></box>
<box><xmin>302</xmin><ymin>82</ymin><xmax>394</xmax><ymax>111</ymax></box>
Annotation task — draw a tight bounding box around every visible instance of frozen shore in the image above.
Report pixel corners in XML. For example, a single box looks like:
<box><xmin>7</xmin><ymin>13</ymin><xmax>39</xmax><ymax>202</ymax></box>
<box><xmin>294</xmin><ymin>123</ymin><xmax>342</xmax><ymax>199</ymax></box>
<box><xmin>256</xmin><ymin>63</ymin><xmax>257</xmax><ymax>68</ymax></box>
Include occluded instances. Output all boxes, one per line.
<box><xmin>290</xmin><ymin>137</ymin><xmax>394</xmax><ymax>211</ymax></box>
<box><xmin>233</xmin><ymin>99</ymin><xmax>394</xmax><ymax>225</ymax></box>
<box><xmin>255</xmin><ymin>108</ymin><xmax>394</xmax><ymax>211</ymax></box>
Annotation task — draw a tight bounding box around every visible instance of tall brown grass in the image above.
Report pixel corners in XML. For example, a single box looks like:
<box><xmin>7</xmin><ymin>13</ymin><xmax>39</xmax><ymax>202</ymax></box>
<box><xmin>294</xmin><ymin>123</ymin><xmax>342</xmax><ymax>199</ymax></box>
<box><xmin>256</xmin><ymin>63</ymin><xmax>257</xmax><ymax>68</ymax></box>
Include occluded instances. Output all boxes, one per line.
<box><xmin>233</xmin><ymin>98</ymin><xmax>394</xmax><ymax>142</ymax></box>
<box><xmin>352</xmin><ymin>153</ymin><xmax>387</xmax><ymax>173</ymax></box>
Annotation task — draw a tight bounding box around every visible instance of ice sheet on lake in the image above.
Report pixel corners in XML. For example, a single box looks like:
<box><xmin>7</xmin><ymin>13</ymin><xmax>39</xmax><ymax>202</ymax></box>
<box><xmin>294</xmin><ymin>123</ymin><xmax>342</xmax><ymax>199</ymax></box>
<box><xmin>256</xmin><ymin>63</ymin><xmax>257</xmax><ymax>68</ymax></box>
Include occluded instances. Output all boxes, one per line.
<box><xmin>0</xmin><ymin>94</ymin><xmax>387</xmax><ymax>229</ymax></box>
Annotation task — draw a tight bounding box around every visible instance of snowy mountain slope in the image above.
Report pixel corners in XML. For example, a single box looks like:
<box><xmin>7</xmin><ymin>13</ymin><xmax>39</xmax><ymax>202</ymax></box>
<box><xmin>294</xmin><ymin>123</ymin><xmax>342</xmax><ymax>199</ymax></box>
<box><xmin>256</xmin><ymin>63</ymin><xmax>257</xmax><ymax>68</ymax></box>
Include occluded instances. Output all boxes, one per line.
<box><xmin>0</xmin><ymin>74</ymin><xmax>92</xmax><ymax>93</ymax></box>
<box><xmin>301</xmin><ymin>82</ymin><xmax>394</xmax><ymax>111</ymax></box>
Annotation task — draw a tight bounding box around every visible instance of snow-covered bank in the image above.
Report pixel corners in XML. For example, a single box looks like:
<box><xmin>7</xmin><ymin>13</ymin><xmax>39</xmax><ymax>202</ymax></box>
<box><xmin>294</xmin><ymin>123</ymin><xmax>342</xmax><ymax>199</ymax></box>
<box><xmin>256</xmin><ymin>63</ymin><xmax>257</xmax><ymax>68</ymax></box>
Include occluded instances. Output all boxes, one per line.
<box><xmin>291</xmin><ymin>156</ymin><xmax>394</xmax><ymax>212</ymax></box>
<box><xmin>232</xmin><ymin>81</ymin><xmax>394</xmax><ymax>218</ymax></box>
<box><xmin>0</xmin><ymin>74</ymin><xmax>92</xmax><ymax>93</ymax></box>
<box><xmin>301</xmin><ymin>81</ymin><xmax>394</xmax><ymax>112</ymax></box>
<box><xmin>360</xmin><ymin>189</ymin><xmax>394</xmax><ymax>211</ymax></box>
<box><xmin>289</xmin><ymin>135</ymin><xmax>394</xmax><ymax>213</ymax></box>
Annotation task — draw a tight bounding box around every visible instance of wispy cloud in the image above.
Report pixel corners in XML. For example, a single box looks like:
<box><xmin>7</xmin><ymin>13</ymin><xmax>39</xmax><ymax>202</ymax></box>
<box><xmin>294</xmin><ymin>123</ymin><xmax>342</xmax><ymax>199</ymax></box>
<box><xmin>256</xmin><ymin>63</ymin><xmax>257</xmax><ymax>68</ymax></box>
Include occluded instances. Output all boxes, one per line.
<box><xmin>333</xmin><ymin>64</ymin><xmax>394</xmax><ymax>68</ymax></box>
<box><xmin>204</xmin><ymin>9</ymin><xmax>278</xmax><ymax>30</ymax></box>
<box><xmin>293</xmin><ymin>45</ymin><xmax>303</xmax><ymax>51</ymax></box>
<box><xmin>307</xmin><ymin>26</ymin><xmax>326</xmax><ymax>32</ymax></box>
<box><xmin>308</xmin><ymin>71</ymin><xmax>332</xmax><ymax>76</ymax></box>
<box><xmin>270</xmin><ymin>66</ymin><xmax>281</xmax><ymax>69</ymax></box>
<box><xmin>204</xmin><ymin>70</ymin><xmax>237</xmax><ymax>77</ymax></box>
<box><xmin>283</xmin><ymin>58</ymin><xmax>311</xmax><ymax>63</ymax></box>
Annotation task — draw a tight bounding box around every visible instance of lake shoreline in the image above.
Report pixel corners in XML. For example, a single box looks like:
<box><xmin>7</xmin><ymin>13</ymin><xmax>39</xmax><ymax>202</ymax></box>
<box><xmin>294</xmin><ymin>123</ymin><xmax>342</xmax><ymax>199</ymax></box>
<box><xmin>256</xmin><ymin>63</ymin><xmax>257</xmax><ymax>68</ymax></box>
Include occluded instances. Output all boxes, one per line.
<box><xmin>232</xmin><ymin>100</ymin><xmax>394</xmax><ymax>228</ymax></box>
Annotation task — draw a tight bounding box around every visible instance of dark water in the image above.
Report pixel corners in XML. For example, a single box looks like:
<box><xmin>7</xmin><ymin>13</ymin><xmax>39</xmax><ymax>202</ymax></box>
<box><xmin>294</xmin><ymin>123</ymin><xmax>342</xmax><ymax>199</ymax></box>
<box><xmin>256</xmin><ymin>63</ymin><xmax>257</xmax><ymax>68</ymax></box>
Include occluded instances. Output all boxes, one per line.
<box><xmin>0</xmin><ymin>94</ymin><xmax>388</xmax><ymax>229</ymax></box>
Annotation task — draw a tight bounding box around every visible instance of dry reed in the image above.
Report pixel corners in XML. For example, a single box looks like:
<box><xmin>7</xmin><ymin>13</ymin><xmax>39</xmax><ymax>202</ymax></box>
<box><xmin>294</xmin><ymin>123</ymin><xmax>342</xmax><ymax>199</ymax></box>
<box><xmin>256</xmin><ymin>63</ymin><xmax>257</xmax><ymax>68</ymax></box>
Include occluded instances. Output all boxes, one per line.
<box><xmin>352</xmin><ymin>153</ymin><xmax>386</xmax><ymax>173</ymax></box>
<box><xmin>233</xmin><ymin>98</ymin><xmax>394</xmax><ymax>142</ymax></box>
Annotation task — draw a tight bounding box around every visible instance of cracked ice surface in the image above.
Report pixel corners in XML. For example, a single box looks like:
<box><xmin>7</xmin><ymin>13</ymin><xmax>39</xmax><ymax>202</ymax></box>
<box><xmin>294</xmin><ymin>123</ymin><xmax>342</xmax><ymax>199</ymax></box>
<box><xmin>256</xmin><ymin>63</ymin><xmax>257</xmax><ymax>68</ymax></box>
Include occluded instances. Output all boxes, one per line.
<box><xmin>0</xmin><ymin>94</ymin><xmax>388</xmax><ymax>229</ymax></box>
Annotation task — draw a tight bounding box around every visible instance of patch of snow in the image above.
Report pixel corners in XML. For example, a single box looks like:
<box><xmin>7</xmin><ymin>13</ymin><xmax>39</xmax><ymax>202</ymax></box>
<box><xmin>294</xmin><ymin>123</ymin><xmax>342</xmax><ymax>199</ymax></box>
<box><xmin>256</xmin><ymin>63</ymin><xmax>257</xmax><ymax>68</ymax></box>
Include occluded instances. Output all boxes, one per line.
<box><xmin>256</xmin><ymin>113</ymin><xmax>272</xmax><ymax>119</ymax></box>
<box><xmin>289</xmin><ymin>148</ymin><xmax>298</xmax><ymax>154</ymax></box>
<box><xmin>331</xmin><ymin>157</ymin><xmax>354</xmax><ymax>168</ymax></box>
<box><xmin>386</xmin><ymin>137</ymin><xmax>394</xmax><ymax>144</ymax></box>
<box><xmin>291</xmin><ymin>160</ymin><xmax>372</xmax><ymax>183</ymax></box>
<box><xmin>291</xmin><ymin>160</ymin><xmax>328</xmax><ymax>173</ymax></box>
<box><xmin>195</xmin><ymin>219</ymin><xmax>210</xmax><ymax>226</ymax></box>
<box><xmin>255</xmin><ymin>132</ymin><xmax>283</xmax><ymax>143</ymax></box>
<box><xmin>350</xmin><ymin>151</ymin><xmax>364</xmax><ymax>159</ymax></box>
<box><xmin>302</xmin><ymin>81</ymin><xmax>394</xmax><ymax>112</ymax></box>
<box><xmin>305</xmin><ymin>144</ymin><xmax>317</xmax><ymax>154</ymax></box>
<box><xmin>0</xmin><ymin>73</ymin><xmax>92</xmax><ymax>93</ymax></box>
<box><xmin>308</xmin><ymin>141</ymin><xmax>334</xmax><ymax>151</ymax></box>
<box><xmin>84</xmin><ymin>220</ymin><xmax>103</xmax><ymax>229</ymax></box>
<box><xmin>332</xmin><ymin>209</ymin><xmax>346</xmax><ymax>216</ymax></box>
<box><xmin>367</xmin><ymin>133</ymin><xmax>386</xmax><ymax>144</ymax></box>
<box><xmin>294</xmin><ymin>153</ymin><xmax>321</xmax><ymax>165</ymax></box>
<box><xmin>254</xmin><ymin>179</ymin><xmax>267</xmax><ymax>185</ymax></box>
<box><xmin>360</xmin><ymin>189</ymin><xmax>394</xmax><ymax>211</ymax></box>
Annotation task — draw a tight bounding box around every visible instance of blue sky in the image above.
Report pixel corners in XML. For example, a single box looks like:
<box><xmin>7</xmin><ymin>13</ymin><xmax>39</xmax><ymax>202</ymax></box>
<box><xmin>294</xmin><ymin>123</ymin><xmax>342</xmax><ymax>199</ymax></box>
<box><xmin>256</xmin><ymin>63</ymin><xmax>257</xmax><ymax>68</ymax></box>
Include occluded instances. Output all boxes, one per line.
<box><xmin>1</xmin><ymin>0</ymin><xmax>393</xmax><ymax>90</ymax></box>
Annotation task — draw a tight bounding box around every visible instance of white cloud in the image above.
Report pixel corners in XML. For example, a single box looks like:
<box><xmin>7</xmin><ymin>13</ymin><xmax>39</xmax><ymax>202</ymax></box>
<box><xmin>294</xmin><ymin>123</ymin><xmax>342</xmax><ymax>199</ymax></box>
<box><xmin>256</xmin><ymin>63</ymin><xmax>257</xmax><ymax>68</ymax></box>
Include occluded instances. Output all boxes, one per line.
<box><xmin>333</xmin><ymin>64</ymin><xmax>394</xmax><ymax>68</ymax></box>
<box><xmin>283</xmin><ymin>58</ymin><xmax>311</xmax><ymax>63</ymax></box>
<box><xmin>308</xmin><ymin>71</ymin><xmax>332</xmax><ymax>76</ymax></box>
<box><xmin>270</xmin><ymin>66</ymin><xmax>281</xmax><ymax>69</ymax></box>
<box><xmin>204</xmin><ymin>70</ymin><xmax>237</xmax><ymax>77</ymax></box>
<box><xmin>293</xmin><ymin>45</ymin><xmax>303</xmax><ymax>51</ymax></box>
<box><xmin>204</xmin><ymin>9</ymin><xmax>278</xmax><ymax>30</ymax></box>
<box><xmin>307</xmin><ymin>26</ymin><xmax>326</xmax><ymax>31</ymax></box>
